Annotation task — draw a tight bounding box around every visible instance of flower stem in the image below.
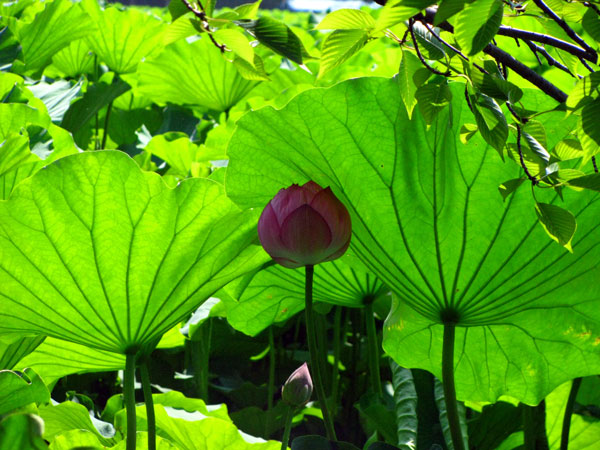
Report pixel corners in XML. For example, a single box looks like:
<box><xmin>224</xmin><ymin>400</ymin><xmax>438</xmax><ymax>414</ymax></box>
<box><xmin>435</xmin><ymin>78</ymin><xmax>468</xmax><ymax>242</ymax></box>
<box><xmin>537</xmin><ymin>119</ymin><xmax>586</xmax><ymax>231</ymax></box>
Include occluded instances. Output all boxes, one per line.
<box><xmin>560</xmin><ymin>377</ymin><xmax>582</xmax><ymax>450</ymax></box>
<box><xmin>305</xmin><ymin>265</ymin><xmax>336</xmax><ymax>440</ymax></box>
<box><xmin>280</xmin><ymin>405</ymin><xmax>293</xmax><ymax>450</ymax></box>
<box><xmin>442</xmin><ymin>324</ymin><xmax>465</xmax><ymax>450</ymax></box>
<box><xmin>124</xmin><ymin>353</ymin><xmax>137</xmax><ymax>450</ymax></box>
<box><xmin>265</xmin><ymin>327</ymin><xmax>276</xmax><ymax>438</ymax></box>
<box><xmin>364</xmin><ymin>299</ymin><xmax>382</xmax><ymax>397</ymax></box>
<box><xmin>140</xmin><ymin>362</ymin><xmax>156</xmax><ymax>450</ymax></box>
<box><xmin>331</xmin><ymin>306</ymin><xmax>342</xmax><ymax>406</ymax></box>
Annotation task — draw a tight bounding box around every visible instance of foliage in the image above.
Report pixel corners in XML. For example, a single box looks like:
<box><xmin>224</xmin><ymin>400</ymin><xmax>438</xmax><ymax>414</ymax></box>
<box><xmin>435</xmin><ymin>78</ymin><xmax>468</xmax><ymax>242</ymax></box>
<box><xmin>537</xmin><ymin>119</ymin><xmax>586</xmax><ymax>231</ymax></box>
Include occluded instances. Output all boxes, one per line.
<box><xmin>0</xmin><ymin>0</ymin><xmax>599</xmax><ymax>449</ymax></box>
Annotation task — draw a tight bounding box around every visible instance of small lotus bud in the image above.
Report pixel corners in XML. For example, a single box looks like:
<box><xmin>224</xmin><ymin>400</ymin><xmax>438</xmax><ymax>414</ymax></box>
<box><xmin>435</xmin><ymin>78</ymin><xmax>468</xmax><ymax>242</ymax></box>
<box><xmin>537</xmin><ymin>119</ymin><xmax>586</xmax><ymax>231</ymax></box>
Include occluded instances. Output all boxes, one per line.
<box><xmin>258</xmin><ymin>181</ymin><xmax>352</xmax><ymax>269</ymax></box>
<box><xmin>282</xmin><ymin>362</ymin><xmax>313</xmax><ymax>408</ymax></box>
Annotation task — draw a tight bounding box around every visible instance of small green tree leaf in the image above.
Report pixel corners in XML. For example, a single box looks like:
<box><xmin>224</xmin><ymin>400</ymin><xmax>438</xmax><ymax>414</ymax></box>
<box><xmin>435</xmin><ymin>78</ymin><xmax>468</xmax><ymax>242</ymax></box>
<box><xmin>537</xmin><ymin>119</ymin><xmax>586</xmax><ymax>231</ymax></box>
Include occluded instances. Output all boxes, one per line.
<box><xmin>415</xmin><ymin>82</ymin><xmax>452</xmax><ymax>125</ymax></box>
<box><xmin>498</xmin><ymin>178</ymin><xmax>525</xmax><ymax>201</ymax></box>
<box><xmin>168</xmin><ymin>0</ymin><xmax>190</xmax><ymax>21</ymax></box>
<box><xmin>318</xmin><ymin>29</ymin><xmax>369</xmax><ymax>78</ymax></box>
<box><xmin>535</xmin><ymin>202</ymin><xmax>577</xmax><ymax>251</ymax></box>
<box><xmin>435</xmin><ymin>0</ymin><xmax>466</xmax><ymax>25</ymax></box>
<box><xmin>397</xmin><ymin>50</ymin><xmax>422</xmax><ymax>119</ymax></box>
<box><xmin>238</xmin><ymin>16</ymin><xmax>304</xmax><ymax>64</ymax></box>
<box><xmin>582</xmin><ymin>8</ymin><xmax>600</xmax><ymax>42</ymax></box>
<box><xmin>567</xmin><ymin>173</ymin><xmax>600</xmax><ymax>192</ymax></box>
<box><xmin>315</xmin><ymin>9</ymin><xmax>375</xmax><ymax>31</ymax></box>
<box><xmin>374</xmin><ymin>0</ymin><xmax>437</xmax><ymax>33</ymax></box>
<box><xmin>412</xmin><ymin>22</ymin><xmax>445</xmax><ymax>60</ymax></box>
<box><xmin>455</xmin><ymin>0</ymin><xmax>503</xmax><ymax>55</ymax></box>
<box><xmin>566</xmin><ymin>72</ymin><xmax>600</xmax><ymax>111</ymax></box>
<box><xmin>213</xmin><ymin>29</ymin><xmax>254</xmax><ymax>63</ymax></box>
<box><xmin>470</xmin><ymin>93</ymin><xmax>508</xmax><ymax>154</ymax></box>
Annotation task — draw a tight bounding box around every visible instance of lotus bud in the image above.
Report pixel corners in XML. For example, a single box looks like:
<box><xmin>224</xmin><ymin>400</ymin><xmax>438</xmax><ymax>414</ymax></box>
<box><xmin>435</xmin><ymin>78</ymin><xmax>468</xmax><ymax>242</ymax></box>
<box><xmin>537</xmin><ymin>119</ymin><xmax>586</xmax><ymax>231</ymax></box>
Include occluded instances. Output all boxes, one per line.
<box><xmin>258</xmin><ymin>181</ymin><xmax>351</xmax><ymax>269</ymax></box>
<box><xmin>282</xmin><ymin>362</ymin><xmax>313</xmax><ymax>408</ymax></box>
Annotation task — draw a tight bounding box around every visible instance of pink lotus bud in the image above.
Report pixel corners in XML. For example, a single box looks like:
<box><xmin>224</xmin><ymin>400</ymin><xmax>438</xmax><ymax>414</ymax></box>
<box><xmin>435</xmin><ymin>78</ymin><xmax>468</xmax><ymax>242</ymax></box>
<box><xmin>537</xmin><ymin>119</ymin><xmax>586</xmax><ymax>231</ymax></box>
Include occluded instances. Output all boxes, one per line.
<box><xmin>258</xmin><ymin>181</ymin><xmax>351</xmax><ymax>269</ymax></box>
<box><xmin>282</xmin><ymin>362</ymin><xmax>313</xmax><ymax>407</ymax></box>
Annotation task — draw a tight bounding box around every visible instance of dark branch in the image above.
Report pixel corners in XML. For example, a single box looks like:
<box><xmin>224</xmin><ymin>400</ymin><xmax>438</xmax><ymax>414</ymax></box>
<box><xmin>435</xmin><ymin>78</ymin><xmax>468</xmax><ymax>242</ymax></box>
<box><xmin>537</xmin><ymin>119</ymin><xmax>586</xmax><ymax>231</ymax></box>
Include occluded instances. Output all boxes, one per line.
<box><xmin>524</xmin><ymin>40</ymin><xmax>578</xmax><ymax>77</ymax></box>
<box><xmin>409</xmin><ymin>19</ymin><xmax>451</xmax><ymax>77</ymax></box>
<box><xmin>417</xmin><ymin>8</ymin><xmax>569</xmax><ymax>103</ymax></box>
<box><xmin>181</xmin><ymin>0</ymin><xmax>226</xmax><ymax>53</ymax></box>
<box><xmin>532</xmin><ymin>0</ymin><xmax>597</xmax><ymax>62</ymax></box>
<box><xmin>593</xmin><ymin>156</ymin><xmax>599</xmax><ymax>173</ymax></box>
<box><xmin>516</xmin><ymin>124</ymin><xmax>538</xmax><ymax>185</ymax></box>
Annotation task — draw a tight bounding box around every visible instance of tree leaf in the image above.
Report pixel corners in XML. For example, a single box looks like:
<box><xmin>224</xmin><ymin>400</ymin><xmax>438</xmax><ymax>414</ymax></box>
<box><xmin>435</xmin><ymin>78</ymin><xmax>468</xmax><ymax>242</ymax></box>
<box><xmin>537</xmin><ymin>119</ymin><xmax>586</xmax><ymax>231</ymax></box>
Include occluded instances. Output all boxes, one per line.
<box><xmin>226</xmin><ymin>78</ymin><xmax>600</xmax><ymax>404</ymax></box>
<box><xmin>415</xmin><ymin>82</ymin><xmax>452</xmax><ymax>125</ymax></box>
<box><xmin>168</xmin><ymin>0</ymin><xmax>190</xmax><ymax>22</ymax></box>
<box><xmin>397</xmin><ymin>50</ymin><xmax>422</xmax><ymax>119</ymax></box>
<box><xmin>238</xmin><ymin>16</ymin><xmax>304</xmax><ymax>64</ymax></box>
<box><xmin>213</xmin><ymin>28</ymin><xmax>254</xmax><ymax>63</ymax></box>
<box><xmin>412</xmin><ymin>22</ymin><xmax>445</xmax><ymax>60</ymax></box>
<box><xmin>568</xmin><ymin>173</ymin><xmax>600</xmax><ymax>192</ymax></box>
<box><xmin>315</xmin><ymin>9</ymin><xmax>375</xmax><ymax>31</ymax></box>
<box><xmin>535</xmin><ymin>202</ymin><xmax>576</xmax><ymax>251</ymax></box>
<box><xmin>0</xmin><ymin>151</ymin><xmax>269</xmax><ymax>355</ymax></box>
<box><xmin>318</xmin><ymin>29</ymin><xmax>369</xmax><ymax>78</ymax></box>
<box><xmin>565</xmin><ymin>72</ymin><xmax>600</xmax><ymax>111</ymax></box>
<box><xmin>455</xmin><ymin>0</ymin><xmax>503</xmax><ymax>55</ymax></box>
<box><xmin>498</xmin><ymin>178</ymin><xmax>525</xmax><ymax>201</ymax></box>
<box><xmin>374</xmin><ymin>0</ymin><xmax>437</xmax><ymax>33</ymax></box>
<box><xmin>470</xmin><ymin>93</ymin><xmax>508</xmax><ymax>155</ymax></box>
<box><xmin>138</xmin><ymin>37</ymin><xmax>258</xmax><ymax>112</ymax></box>
<box><xmin>435</xmin><ymin>0</ymin><xmax>466</xmax><ymax>25</ymax></box>
<box><xmin>14</xmin><ymin>0</ymin><xmax>93</xmax><ymax>73</ymax></box>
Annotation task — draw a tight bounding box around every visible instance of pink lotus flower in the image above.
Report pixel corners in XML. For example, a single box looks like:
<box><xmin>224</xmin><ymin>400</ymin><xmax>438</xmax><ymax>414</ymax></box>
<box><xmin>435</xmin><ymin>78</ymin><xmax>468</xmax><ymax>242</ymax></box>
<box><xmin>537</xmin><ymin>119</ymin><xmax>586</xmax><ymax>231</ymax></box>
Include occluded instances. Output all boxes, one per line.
<box><xmin>258</xmin><ymin>181</ymin><xmax>351</xmax><ymax>269</ymax></box>
<box><xmin>282</xmin><ymin>362</ymin><xmax>313</xmax><ymax>407</ymax></box>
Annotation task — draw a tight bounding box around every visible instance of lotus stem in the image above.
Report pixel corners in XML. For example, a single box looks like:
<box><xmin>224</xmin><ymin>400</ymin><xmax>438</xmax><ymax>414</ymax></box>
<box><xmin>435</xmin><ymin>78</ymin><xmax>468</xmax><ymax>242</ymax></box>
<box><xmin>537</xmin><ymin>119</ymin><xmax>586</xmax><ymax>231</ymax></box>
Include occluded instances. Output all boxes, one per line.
<box><xmin>442</xmin><ymin>324</ymin><xmax>465</xmax><ymax>450</ymax></box>
<box><xmin>140</xmin><ymin>362</ymin><xmax>156</xmax><ymax>450</ymax></box>
<box><xmin>305</xmin><ymin>264</ymin><xmax>337</xmax><ymax>440</ymax></box>
<box><xmin>265</xmin><ymin>327</ymin><xmax>276</xmax><ymax>438</ymax></box>
<box><xmin>364</xmin><ymin>298</ymin><xmax>382</xmax><ymax>397</ymax></box>
<box><xmin>280</xmin><ymin>405</ymin><xmax>293</xmax><ymax>450</ymax></box>
<box><xmin>560</xmin><ymin>377</ymin><xmax>582</xmax><ymax>450</ymax></box>
<box><xmin>124</xmin><ymin>353</ymin><xmax>137</xmax><ymax>450</ymax></box>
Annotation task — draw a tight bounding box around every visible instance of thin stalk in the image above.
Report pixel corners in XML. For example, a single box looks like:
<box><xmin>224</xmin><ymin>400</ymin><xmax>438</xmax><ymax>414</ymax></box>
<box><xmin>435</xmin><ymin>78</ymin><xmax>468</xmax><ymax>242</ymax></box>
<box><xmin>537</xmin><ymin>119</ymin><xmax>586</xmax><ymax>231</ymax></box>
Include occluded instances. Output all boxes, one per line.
<box><xmin>364</xmin><ymin>300</ymin><xmax>382</xmax><ymax>397</ymax></box>
<box><xmin>523</xmin><ymin>402</ymin><xmax>549</xmax><ymax>450</ymax></box>
<box><xmin>442</xmin><ymin>324</ymin><xmax>465</xmax><ymax>450</ymax></box>
<box><xmin>331</xmin><ymin>306</ymin><xmax>342</xmax><ymax>406</ymax></box>
<box><xmin>265</xmin><ymin>327</ymin><xmax>276</xmax><ymax>438</ymax></box>
<box><xmin>101</xmin><ymin>101</ymin><xmax>113</xmax><ymax>149</ymax></box>
<box><xmin>280</xmin><ymin>406</ymin><xmax>293</xmax><ymax>450</ymax></box>
<box><xmin>124</xmin><ymin>353</ymin><xmax>137</xmax><ymax>450</ymax></box>
<box><xmin>140</xmin><ymin>363</ymin><xmax>156</xmax><ymax>450</ymax></box>
<box><xmin>191</xmin><ymin>318</ymin><xmax>212</xmax><ymax>400</ymax></box>
<box><xmin>560</xmin><ymin>377</ymin><xmax>582</xmax><ymax>450</ymax></box>
<box><xmin>305</xmin><ymin>265</ymin><xmax>337</xmax><ymax>440</ymax></box>
<box><xmin>316</xmin><ymin>312</ymin><xmax>330</xmax><ymax>388</ymax></box>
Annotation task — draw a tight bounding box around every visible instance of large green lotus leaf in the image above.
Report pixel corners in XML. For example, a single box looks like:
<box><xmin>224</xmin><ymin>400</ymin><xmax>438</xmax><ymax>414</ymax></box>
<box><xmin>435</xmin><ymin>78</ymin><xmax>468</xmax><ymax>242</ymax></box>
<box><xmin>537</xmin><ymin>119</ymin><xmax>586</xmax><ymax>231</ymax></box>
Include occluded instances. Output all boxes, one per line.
<box><xmin>0</xmin><ymin>334</ymin><xmax>44</xmax><ymax>370</ymax></box>
<box><xmin>223</xmin><ymin>257</ymin><xmax>388</xmax><ymax>336</ymax></box>
<box><xmin>0</xmin><ymin>151</ymin><xmax>269</xmax><ymax>354</ymax></box>
<box><xmin>82</xmin><ymin>0</ymin><xmax>165</xmax><ymax>74</ymax></box>
<box><xmin>137</xmin><ymin>37</ymin><xmax>259</xmax><ymax>112</ymax></box>
<box><xmin>545</xmin><ymin>381</ymin><xmax>600</xmax><ymax>449</ymax></box>
<box><xmin>0</xmin><ymin>368</ymin><xmax>50</xmax><ymax>415</ymax></box>
<box><xmin>226</xmin><ymin>77</ymin><xmax>600</xmax><ymax>404</ymax></box>
<box><xmin>13</xmin><ymin>0</ymin><xmax>94</xmax><ymax>73</ymax></box>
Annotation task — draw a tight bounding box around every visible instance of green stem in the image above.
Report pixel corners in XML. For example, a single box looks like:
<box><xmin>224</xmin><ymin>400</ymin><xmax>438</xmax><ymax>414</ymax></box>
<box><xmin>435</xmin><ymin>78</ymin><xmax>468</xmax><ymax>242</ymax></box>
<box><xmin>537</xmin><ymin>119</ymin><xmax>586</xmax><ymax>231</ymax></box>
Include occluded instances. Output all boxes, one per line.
<box><xmin>364</xmin><ymin>300</ymin><xmax>382</xmax><ymax>397</ymax></box>
<box><xmin>191</xmin><ymin>319</ymin><xmax>211</xmax><ymax>401</ymax></box>
<box><xmin>305</xmin><ymin>265</ymin><xmax>336</xmax><ymax>440</ymax></box>
<box><xmin>265</xmin><ymin>327</ymin><xmax>275</xmax><ymax>438</ymax></box>
<box><xmin>124</xmin><ymin>353</ymin><xmax>137</xmax><ymax>450</ymax></box>
<box><xmin>331</xmin><ymin>306</ymin><xmax>342</xmax><ymax>407</ymax></box>
<box><xmin>101</xmin><ymin>101</ymin><xmax>113</xmax><ymax>150</ymax></box>
<box><xmin>442</xmin><ymin>324</ymin><xmax>465</xmax><ymax>450</ymax></box>
<box><xmin>560</xmin><ymin>377</ymin><xmax>582</xmax><ymax>450</ymax></box>
<box><xmin>140</xmin><ymin>363</ymin><xmax>156</xmax><ymax>450</ymax></box>
<box><xmin>280</xmin><ymin>406</ymin><xmax>293</xmax><ymax>450</ymax></box>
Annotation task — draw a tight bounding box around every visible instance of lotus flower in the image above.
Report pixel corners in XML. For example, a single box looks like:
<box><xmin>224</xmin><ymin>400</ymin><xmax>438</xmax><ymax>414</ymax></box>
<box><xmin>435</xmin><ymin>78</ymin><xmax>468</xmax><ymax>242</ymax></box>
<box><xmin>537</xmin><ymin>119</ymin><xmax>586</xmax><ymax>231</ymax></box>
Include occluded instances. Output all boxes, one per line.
<box><xmin>258</xmin><ymin>181</ymin><xmax>351</xmax><ymax>268</ymax></box>
<box><xmin>282</xmin><ymin>362</ymin><xmax>313</xmax><ymax>407</ymax></box>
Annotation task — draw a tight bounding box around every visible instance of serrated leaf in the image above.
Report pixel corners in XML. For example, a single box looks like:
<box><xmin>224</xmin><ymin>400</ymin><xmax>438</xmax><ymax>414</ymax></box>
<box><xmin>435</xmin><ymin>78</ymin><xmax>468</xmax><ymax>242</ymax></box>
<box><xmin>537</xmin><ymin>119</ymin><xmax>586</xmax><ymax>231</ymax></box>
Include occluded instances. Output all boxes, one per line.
<box><xmin>315</xmin><ymin>9</ymin><xmax>375</xmax><ymax>31</ymax></box>
<box><xmin>412</xmin><ymin>22</ymin><xmax>445</xmax><ymax>60</ymax></box>
<box><xmin>435</xmin><ymin>0</ymin><xmax>466</xmax><ymax>25</ymax></box>
<box><xmin>470</xmin><ymin>68</ymin><xmax>522</xmax><ymax>103</ymax></box>
<box><xmin>535</xmin><ymin>202</ymin><xmax>576</xmax><ymax>251</ymax></box>
<box><xmin>318</xmin><ymin>29</ymin><xmax>369</xmax><ymax>78</ymax></box>
<box><xmin>582</xmin><ymin>8</ymin><xmax>600</xmax><ymax>42</ymax></box>
<box><xmin>415</xmin><ymin>82</ymin><xmax>452</xmax><ymax>125</ymax></box>
<box><xmin>471</xmin><ymin>93</ymin><xmax>508</xmax><ymax>155</ymax></box>
<box><xmin>498</xmin><ymin>177</ymin><xmax>525</xmax><ymax>201</ymax></box>
<box><xmin>580</xmin><ymin>97</ymin><xmax>600</xmax><ymax>150</ymax></box>
<box><xmin>168</xmin><ymin>0</ymin><xmax>190</xmax><ymax>21</ymax></box>
<box><xmin>398</xmin><ymin>49</ymin><xmax>422</xmax><ymax>119</ymax></box>
<box><xmin>455</xmin><ymin>0</ymin><xmax>503</xmax><ymax>55</ymax></box>
<box><xmin>234</xmin><ymin>1</ymin><xmax>262</xmax><ymax>20</ymax></box>
<box><xmin>567</xmin><ymin>173</ymin><xmax>600</xmax><ymax>192</ymax></box>
<box><xmin>374</xmin><ymin>0</ymin><xmax>437</xmax><ymax>33</ymax></box>
<box><xmin>233</xmin><ymin>54</ymin><xmax>270</xmax><ymax>81</ymax></box>
<box><xmin>238</xmin><ymin>16</ymin><xmax>304</xmax><ymax>64</ymax></box>
<box><xmin>566</xmin><ymin>72</ymin><xmax>600</xmax><ymax>111</ymax></box>
<box><xmin>213</xmin><ymin>28</ymin><xmax>254</xmax><ymax>63</ymax></box>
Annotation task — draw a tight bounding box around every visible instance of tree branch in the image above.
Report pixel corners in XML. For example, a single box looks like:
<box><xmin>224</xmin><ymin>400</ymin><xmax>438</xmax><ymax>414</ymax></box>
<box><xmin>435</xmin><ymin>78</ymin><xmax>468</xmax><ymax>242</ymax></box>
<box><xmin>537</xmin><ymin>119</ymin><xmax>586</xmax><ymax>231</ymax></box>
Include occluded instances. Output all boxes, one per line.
<box><xmin>417</xmin><ymin>9</ymin><xmax>569</xmax><ymax>103</ymax></box>
<box><xmin>181</xmin><ymin>0</ymin><xmax>227</xmax><ymax>53</ymax></box>
<box><xmin>533</xmin><ymin>0</ymin><xmax>597</xmax><ymax>62</ymax></box>
<box><xmin>523</xmin><ymin>40</ymin><xmax>579</xmax><ymax>77</ymax></box>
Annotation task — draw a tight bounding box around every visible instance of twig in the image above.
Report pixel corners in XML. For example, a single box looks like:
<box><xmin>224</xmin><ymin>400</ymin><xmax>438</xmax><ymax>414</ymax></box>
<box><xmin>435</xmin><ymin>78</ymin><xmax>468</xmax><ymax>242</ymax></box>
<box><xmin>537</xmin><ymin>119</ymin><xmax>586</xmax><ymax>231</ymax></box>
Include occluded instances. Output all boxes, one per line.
<box><xmin>585</xmin><ymin>2</ymin><xmax>600</xmax><ymax>16</ymax></box>
<box><xmin>580</xmin><ymin>58</ymin><xmax>595</xmax><ymax>73</ymax></box>
<box><xmin>409</xmin><ymin>19</ymin><xmax>451</xmax><ymax>77</ymax></box>
<box><xmin>516</xmin><ymin>124</ymin><xmax>538</xmax><ymax>185</ymax></box>
<box><xmin>506</xmin><ymin>102</ymin><xmax>527</xmax><ymax>123</ymax></box>
<box><xmin>464</xmin><ymin>86</ymin><xmax>473</xmax><ymax>113</ymax></box>
<box><xmin>593</xmin><ymin>156</ymin><xmax>599</xmax><ymax>173</ymax></box>
<box><xmin>181</xmin><ymin>0</ymin><xmax>226</xmax><ymax>52</ymax></box>
<box><xmin>524</xmin><ymin>40</ymin><xmax>579</xmax><ymax>77</ymax></box>
<box><xmin>419</xmin><ymin>20</ymin><xmax>488</xmax><ymax>74</ymax></box>
<box><xmin>532</xmin><ymin>0</ymin><xmax>597</xmax><ymax>62</ymax></box>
